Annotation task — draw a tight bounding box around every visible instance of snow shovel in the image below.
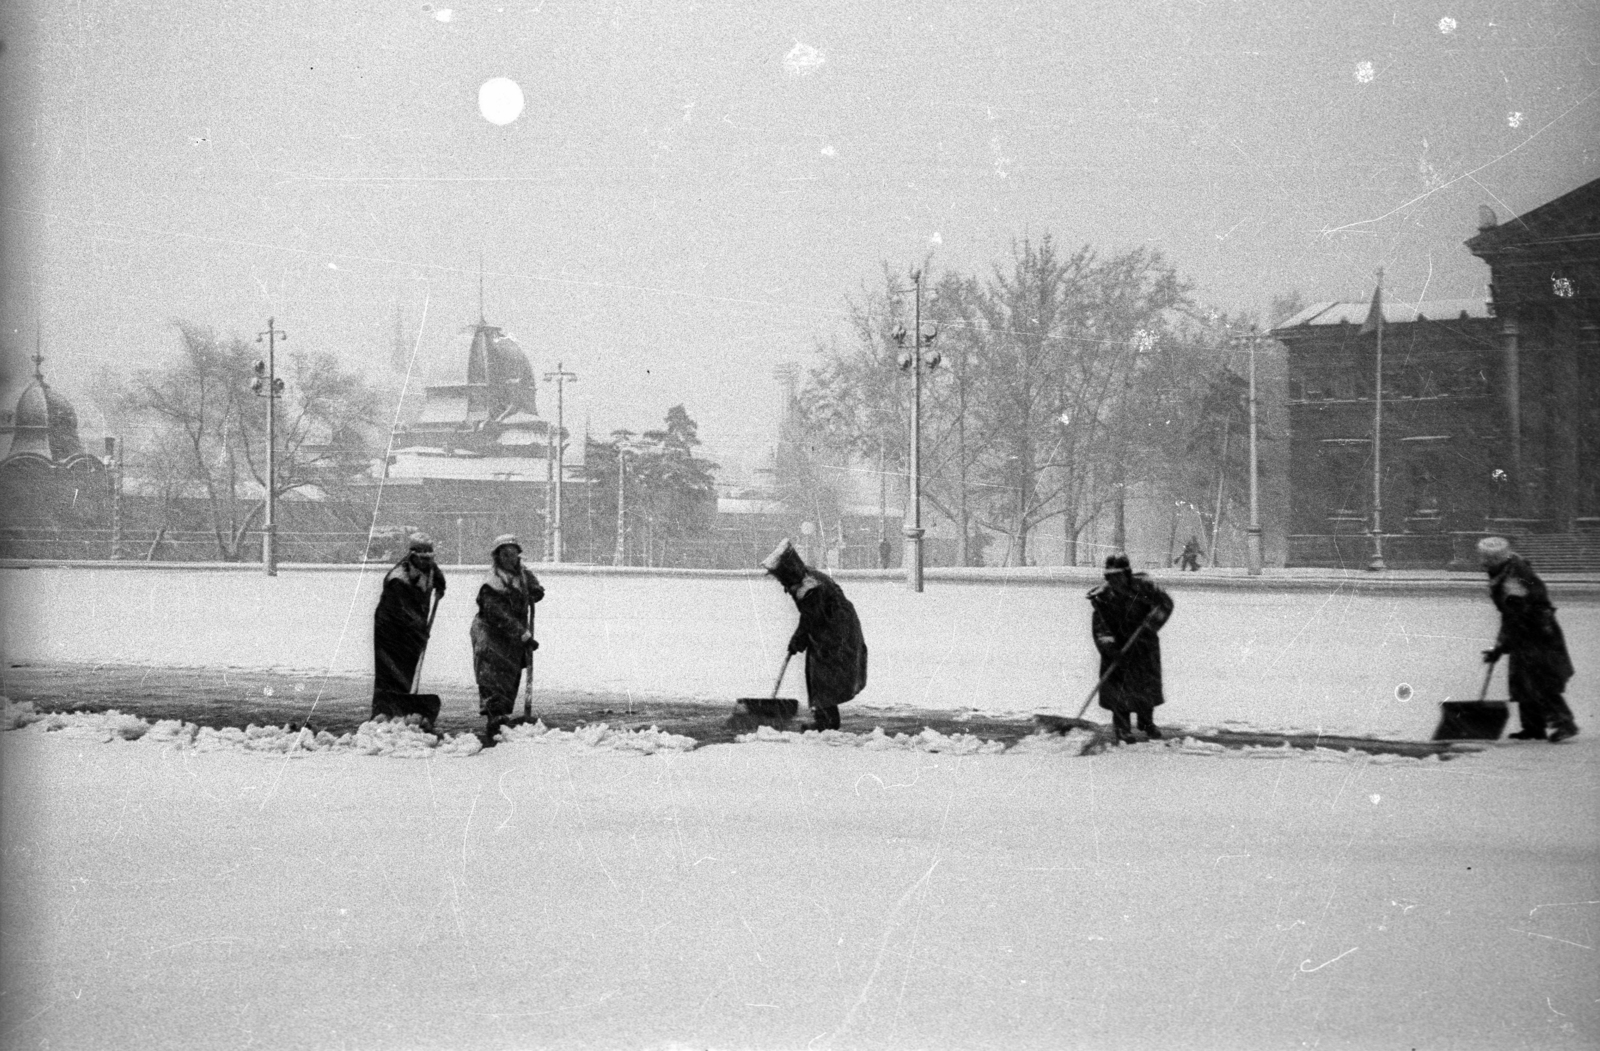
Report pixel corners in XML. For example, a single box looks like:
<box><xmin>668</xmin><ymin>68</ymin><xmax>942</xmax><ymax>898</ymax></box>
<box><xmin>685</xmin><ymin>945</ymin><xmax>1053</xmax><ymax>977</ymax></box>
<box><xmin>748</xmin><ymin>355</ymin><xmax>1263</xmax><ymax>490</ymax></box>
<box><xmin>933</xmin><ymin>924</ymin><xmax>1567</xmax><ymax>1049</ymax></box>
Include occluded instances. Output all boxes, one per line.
<box><xmin>405</xmin><ymin>590</ymin><xmax>444</xmax><ymax>730</ymax></box>
<box><xmin>732</xmin><ymin>653</ymin><xmax>801</xmax><ymax>727</ymax></box>
<box><xmin>502</xmin><ymin>598</ymin><xmax>537</xmax><ymax>729</ymax></box>
<box><xmin>375</xmin><ymin>591</ymin><xmax>443</xmax><ymax>730</ymax></box>
<box><xmin>1431</xmin><ymin>657</ymin><xmax>1509</xmax><ymax>741</ymax></box>
<box><xmin>1035</xmin><ymin>608</ymin><xmax>1162</xmax><ymax>744</ymax></box>
<box><xmin>522</xmin><ymin>600</ymin><xmax>536</xmax><ymax>722</ymax></box>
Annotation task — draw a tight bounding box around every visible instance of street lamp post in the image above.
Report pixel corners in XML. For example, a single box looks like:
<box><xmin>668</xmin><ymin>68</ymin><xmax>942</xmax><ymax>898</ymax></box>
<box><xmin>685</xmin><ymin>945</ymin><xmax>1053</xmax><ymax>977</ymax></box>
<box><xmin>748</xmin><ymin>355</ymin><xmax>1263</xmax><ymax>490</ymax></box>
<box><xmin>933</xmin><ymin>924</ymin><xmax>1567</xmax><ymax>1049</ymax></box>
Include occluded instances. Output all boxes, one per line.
<box><xmin>542</xmin><ymin>363</ymin><xmax>578</xmax><ymax>562</ymax></box>
<box><xmin>892</xmin><ymin>269</ymin><xmax>940</xmax><ymax>593</ymax></box>
<box><xmin>1246</xmin><ymin>325</ymin><xmax>1263</xmax><ymax>576</ymax></box>
<box><xmin>612</xmin><ymin>437</ymin><xmax>632</xmax><ymax>567</ymax></box>
<box><xmin>103</xmin><ymin>436</ymin><xmax>123</xmax><ymax>560</ymax></box>
<box><xmin>252</xmin><ymin>318</ymin><xmax>287</xmax><ymax>576</ymax></box>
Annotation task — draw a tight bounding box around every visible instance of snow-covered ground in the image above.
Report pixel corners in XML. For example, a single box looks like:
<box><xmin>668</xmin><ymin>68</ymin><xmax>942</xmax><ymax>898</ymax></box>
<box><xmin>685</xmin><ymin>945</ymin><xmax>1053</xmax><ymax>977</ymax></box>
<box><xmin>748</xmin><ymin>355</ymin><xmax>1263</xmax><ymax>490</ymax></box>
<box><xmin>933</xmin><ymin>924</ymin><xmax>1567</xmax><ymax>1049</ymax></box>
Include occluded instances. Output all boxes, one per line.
<box><xmin>2</xmin><ymin>702</ymin><xmax>1596</xmax><ymax>1050</ymax></box>
<box><xmin>2</xmin><ymin>567</ymin><xmax>1596</xmax><ymax>1049</ymax></box>
<box><xmin>4</xmin><ymin>565</ymin><xmax>1597</xmax><ymax>739</ymax></box>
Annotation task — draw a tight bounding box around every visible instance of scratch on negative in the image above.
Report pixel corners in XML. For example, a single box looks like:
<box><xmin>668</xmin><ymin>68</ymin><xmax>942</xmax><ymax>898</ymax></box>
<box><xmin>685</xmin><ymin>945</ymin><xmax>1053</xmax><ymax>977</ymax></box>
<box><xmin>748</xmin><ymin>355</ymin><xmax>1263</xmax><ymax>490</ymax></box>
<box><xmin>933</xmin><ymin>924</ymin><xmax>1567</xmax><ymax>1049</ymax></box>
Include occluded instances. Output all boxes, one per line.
<box><xmin>1509</xmin><ymin>929</ymin><xmax>1593</xmax><ymax>951</ymax></box>
<box><xmin>1299</xmin><ymin>946</ymin><xmax>1358</xmax><ymax>972</ymax></box>
<box><xmin>1529</xmin><ymin>900</ymin><xmax>1600</xmax><ymax>916</ymax></box>
<box><xmin>830</xmin><ymin>858</ymin><xmax>941</xmax><ymax>1040</ymax></box>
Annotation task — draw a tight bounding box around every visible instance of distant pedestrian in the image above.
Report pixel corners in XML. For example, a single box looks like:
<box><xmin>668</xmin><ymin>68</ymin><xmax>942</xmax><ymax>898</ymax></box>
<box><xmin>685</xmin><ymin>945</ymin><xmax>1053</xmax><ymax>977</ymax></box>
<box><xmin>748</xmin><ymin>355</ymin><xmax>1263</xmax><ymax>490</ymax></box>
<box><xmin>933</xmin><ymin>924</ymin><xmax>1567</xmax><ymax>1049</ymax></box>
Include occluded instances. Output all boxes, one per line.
<box><xmin>1478</xmin><ymin>536</ymin><xmax>1578</xmax><ymax>742</ymax></box>
<box><xmin>878</xmin><ymin>535</ymin><xmax>893</xmax><ymax>570</ymax></box>
<box><xmin>1175</xmin><ymin>537</ymin><xmax>1202</xmax><ymax>571</ymax></box>
<box><xmin>470</xmin><ymin>535</ymin><xmax>544</xmax><ymax>738</ymax></box>
<box><xmin>1088</xmin><ymin>553</ymin><xmax>1175</xmax><ymax>743</ymax></box>
<box><xmin>763</xmin><ymin>538</ymin><xmax>868</xmax><ymax>732</ymax></box>
<box><xmin>371</xmin><ymin>533</ymin><xmax>446</xmax><ymax>730</ymax></box>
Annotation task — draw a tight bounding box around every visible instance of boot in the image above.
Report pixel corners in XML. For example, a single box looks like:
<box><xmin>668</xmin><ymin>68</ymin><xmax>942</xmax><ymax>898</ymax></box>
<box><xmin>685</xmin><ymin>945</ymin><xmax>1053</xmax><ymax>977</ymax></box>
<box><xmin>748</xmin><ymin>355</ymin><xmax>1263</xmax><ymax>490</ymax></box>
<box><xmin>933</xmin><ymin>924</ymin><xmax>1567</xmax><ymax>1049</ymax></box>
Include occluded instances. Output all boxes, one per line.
<box><xmin>1549</xmin><ymin>722</ymin><xmax>1580</xmax><ymax>743</ymax></box>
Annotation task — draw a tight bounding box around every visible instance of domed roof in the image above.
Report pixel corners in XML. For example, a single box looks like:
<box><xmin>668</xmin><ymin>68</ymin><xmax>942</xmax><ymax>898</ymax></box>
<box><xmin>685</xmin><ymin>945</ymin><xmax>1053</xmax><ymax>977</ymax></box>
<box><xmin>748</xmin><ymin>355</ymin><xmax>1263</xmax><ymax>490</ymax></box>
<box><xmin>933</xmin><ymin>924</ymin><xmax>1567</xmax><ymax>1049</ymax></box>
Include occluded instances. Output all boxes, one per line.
<box><xmin>2</xmin><ymin>356</ymin><xmax>95</xmax><ymax>469</ymax></box>
<box><xmin>419</xmin><ymin>322</ymin><xmax>537</xmax><ymax>414</ymax></box>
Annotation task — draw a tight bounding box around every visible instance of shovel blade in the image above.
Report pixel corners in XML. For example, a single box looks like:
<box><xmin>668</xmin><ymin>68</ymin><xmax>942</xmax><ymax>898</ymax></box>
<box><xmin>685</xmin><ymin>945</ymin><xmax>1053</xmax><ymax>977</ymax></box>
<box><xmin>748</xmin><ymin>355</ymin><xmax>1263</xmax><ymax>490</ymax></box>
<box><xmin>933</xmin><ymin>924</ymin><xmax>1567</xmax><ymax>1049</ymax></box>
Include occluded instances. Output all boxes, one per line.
<box><xmin>1432</xmin><ymin>700</ymin><xmax>1509</xmax><ymax>741</ymax></box>
<box><xmin>737</xmin><ymin>697</ymin><xmax>799</xmax><ymax>719</ymax></box>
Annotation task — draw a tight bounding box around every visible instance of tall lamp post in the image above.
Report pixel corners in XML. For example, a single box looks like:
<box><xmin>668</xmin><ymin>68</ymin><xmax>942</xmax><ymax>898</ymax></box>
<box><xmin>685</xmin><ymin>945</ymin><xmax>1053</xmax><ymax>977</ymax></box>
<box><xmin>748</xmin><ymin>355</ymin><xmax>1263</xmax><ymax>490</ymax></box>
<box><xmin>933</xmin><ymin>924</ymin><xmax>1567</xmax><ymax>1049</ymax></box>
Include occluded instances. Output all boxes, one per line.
<box><xmin>1365</xmin><ymin>268</ymin><xmax>1387</xmax><ymax>572</ymax></box>
<box><xmin>252</xmin><ymin>318</ymin><xmax>287</xmax><ymax>576</ymax></box>
<box><xmin>542</xmin><ymin>363</ymin><xmax>578</xmax><ymax>562</ymax></box>
<box><xmin>611</xmin><ymin>434</ymin><xmax>634</xmax><ymax>567</ymax></box>
<box><xmin>1244</xmin><ymin>325</ymin><xmax>1263</xmax><ymax>576</ymax></box>
<box><xmin>103</xmin><ymin>436</ymin><xmax>123</xmax><ymax>561</ymax></box>
<box><xmin>892</xmin><ymin>269</ymin><xmax>940</xmax><ymax>593</ymax></box>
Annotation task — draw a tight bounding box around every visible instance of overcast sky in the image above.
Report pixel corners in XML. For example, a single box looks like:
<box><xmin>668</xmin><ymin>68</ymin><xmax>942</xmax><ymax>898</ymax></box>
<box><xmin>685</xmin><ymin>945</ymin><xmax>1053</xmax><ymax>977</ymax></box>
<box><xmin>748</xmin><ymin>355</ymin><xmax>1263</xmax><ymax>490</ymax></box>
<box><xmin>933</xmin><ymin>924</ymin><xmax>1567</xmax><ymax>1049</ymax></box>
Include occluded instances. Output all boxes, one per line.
<box><xmin>2</xmin><ymin>0</ymin><xmax>1596</xmax><ymax>478</ymax></box>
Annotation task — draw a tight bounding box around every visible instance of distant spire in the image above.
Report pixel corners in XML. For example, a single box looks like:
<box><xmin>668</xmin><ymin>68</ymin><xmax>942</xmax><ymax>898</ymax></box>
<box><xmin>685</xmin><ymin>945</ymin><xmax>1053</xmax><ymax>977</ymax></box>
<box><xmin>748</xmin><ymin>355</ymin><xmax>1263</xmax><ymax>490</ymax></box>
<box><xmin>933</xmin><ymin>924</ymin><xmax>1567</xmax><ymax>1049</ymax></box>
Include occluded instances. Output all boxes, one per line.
<box><xmin>33</xmin><ymin>319</ymin><xmax>43</xmax><ymax>379</ymax></box>
<box><xmin>478</xmin><ymin>250</ymin><xmax>486</xmax><ymax>324</ymax></box>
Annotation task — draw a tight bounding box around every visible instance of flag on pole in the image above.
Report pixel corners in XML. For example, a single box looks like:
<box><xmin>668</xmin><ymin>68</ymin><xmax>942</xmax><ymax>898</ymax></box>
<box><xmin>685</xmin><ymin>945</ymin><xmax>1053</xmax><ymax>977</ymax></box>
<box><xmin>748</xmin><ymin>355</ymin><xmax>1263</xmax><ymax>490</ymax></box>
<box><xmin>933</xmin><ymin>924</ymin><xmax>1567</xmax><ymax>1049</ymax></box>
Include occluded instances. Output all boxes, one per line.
<box><xmin>1359</xmin><ymin>282</ymin><xmax>1383</xmax><ymax>336</ymax></box>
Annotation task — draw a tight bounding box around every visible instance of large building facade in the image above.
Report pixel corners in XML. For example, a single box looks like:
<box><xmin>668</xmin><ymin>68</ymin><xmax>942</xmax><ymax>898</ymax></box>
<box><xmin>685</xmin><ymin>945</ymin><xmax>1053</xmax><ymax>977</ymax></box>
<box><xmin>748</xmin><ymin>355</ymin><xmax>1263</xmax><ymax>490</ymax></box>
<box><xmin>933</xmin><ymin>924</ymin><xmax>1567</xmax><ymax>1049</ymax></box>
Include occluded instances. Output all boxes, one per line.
<box><xmin>366</xmin><ymin>318</ymin><xmax>583</xmax><ymax>563</ymax></box>
<box><xmin>1465</xmin><ymin>178</ymin><xmax>1600</xmax><ymax>533</ymax></box>
<box><xmin>1275</xmin><ymin>177</ymin><xmax>1600</xmax><ymax>569</ymax></box>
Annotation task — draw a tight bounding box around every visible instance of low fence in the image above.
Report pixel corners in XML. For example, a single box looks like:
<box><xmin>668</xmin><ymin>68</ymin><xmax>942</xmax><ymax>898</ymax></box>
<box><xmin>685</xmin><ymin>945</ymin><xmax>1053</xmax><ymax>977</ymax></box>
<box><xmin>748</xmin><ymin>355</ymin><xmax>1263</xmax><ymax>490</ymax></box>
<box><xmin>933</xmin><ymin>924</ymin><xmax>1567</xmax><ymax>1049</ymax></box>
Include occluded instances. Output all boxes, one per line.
<box><xmin>0</xmin><ymin>527</ymin><xmax>943</xmax><ymax>572</ymax></box>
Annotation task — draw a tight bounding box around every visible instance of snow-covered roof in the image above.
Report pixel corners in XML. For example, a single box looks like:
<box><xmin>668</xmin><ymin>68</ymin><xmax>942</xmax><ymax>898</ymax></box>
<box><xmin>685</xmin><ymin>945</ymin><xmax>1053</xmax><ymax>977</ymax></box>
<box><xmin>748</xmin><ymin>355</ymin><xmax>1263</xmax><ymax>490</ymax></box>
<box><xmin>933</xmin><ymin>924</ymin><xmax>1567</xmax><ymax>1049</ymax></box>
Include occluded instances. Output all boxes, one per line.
<box><xmin>386</xmin><ymin>451</ymin><xmax>547</xmax><ymax>482</ymax></box>
<box><xmin>1275</xmin><ymin>299</ymin><xmax>1491</xmax><ymax>331</ymax></box>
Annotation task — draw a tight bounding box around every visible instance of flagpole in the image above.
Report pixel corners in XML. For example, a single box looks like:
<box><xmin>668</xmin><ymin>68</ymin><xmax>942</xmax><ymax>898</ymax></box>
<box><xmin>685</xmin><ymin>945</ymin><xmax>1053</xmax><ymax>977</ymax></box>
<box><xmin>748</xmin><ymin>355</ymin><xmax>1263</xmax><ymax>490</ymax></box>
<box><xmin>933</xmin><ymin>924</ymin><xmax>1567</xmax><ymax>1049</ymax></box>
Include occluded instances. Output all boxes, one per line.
<box><xmin>1368</xmin><ymin>268</ymin><xmax>1386</xmax><ymax>571</ymax></box>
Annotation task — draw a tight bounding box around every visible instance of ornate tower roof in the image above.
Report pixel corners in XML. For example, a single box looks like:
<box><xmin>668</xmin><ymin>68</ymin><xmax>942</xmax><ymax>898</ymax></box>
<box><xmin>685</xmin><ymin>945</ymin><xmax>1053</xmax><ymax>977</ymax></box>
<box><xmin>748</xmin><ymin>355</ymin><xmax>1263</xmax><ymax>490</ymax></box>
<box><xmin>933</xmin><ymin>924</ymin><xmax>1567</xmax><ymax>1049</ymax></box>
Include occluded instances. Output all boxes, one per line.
<box><xmin>1</xmin><ymin>352</ymin><xmax>100</xmax><ymax>472</ymax></box>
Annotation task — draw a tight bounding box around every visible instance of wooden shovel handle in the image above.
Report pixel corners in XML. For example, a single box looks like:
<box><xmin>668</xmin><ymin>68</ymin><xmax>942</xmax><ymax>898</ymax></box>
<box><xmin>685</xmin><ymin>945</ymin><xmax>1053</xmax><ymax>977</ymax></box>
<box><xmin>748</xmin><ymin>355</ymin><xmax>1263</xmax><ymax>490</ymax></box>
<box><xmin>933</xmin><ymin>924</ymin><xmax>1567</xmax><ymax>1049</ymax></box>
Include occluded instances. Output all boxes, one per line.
<box><xmin>409</xmin><ymin>589</ymin><xmax>440</xmax><ymax>695</ymax></box>
<box><xmin>1478</xmin><ymin>655</ymin><xmax>1499</xmax><ymax>702</ymax></box>
<box><xmin>771</xmin><ymin>652</ymin><xmax>793</xmax><ymax>699</ymax></box>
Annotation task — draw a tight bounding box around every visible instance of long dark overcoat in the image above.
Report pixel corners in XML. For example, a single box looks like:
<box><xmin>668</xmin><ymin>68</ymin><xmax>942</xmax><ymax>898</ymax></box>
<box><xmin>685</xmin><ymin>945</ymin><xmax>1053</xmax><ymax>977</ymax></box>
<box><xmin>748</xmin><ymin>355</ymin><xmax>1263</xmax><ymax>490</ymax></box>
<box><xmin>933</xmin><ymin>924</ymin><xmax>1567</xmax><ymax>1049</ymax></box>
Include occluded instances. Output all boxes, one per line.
<box><xmin>1489</xmin><ymin>555</ymin><xmax>1574</xmax><ymax>705</ymax></box>
<box><xmin>1087</xmin><ymin>573</ymin><xmax>1174</xmax><ymax>712</ymax></box>
<box><xmin>784</xmin><ymin>568</ymin><xmax>868</xmax><ymax>709</ymax></box>
<box><xmin>470</xmin><ymin>565</ymin><xmax>545</xmax><ymax>719</ymax></box>
<box><xmin>372</xmin><ymin>557</ymin><xmax>446</xmax><ymax>709</ymax></box>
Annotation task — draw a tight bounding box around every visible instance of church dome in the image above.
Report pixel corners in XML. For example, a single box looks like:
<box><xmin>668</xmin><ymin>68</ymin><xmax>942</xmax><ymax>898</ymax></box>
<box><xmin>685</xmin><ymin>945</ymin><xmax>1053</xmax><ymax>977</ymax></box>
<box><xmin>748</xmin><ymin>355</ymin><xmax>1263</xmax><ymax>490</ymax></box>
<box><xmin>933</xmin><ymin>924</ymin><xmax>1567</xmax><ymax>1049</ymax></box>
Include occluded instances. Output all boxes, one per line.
<box><xmin>420</xmin><ymin>322</ymin><xmax>537</xmax><ymax>414</ymax></box>
<box><xmin>3</xmin><ymin>361</ymin><xmax>94</xmax><ymax>469</ymax></box>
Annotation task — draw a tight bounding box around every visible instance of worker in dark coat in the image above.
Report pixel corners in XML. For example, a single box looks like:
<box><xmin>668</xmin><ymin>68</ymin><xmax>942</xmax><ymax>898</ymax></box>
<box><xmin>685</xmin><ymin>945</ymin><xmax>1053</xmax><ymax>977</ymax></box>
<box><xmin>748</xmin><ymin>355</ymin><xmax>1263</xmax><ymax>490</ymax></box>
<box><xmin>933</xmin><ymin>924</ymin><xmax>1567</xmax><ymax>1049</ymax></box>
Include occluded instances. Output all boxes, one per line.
<box><xmin>1479</xmin><ymin>536</ymin><xmax>1578</xmax><ymax>742</ymax></box>
<box><xmin>762</xmin><ymin>538</ymin><xmax>868</xmax><ymax>732</ymax></box>
<box><xmin>470</xmin><ymin>535</ymin><xmax>544</xmax><ymax>737</ymax></box>
<box><xmin>372</xmin><ymin>533</ymin><xmax>446</xmax><ymax>729</ymax></box>
<box><xmin>1175</xmin><ymin>537</ymin><xmax>1202</xmax><ymax>571</ymax></box>
<box><xmin>1088</xmin><ymin>553</ymin><xmax>1175</xmax><ymax>743</ymax></box>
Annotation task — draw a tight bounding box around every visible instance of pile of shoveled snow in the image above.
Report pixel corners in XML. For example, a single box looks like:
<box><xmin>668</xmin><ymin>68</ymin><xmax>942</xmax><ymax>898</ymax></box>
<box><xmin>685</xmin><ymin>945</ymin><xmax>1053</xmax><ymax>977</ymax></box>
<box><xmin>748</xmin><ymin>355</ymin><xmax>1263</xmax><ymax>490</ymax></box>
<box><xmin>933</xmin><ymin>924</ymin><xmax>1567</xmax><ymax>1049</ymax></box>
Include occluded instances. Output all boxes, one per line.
<box><xmin>0</xmin><ymin>697</ymin><xmax>707</xmax><ymax>760</ymax></box>
<box><xmin>737</xmin><ymin>724</ymin><xmax>1009</xmax><ymax>755</ymax></box>
<box><xmin>1</xmin><ymin>696</ymin><xmax>1444</xmax><ymax>765</ymax></box>
<box><xmin>494</xmin><ymin>719</ymin><xmax>697</xmax><ymax>754</ymax></box>
<box><xmin>0</xmin><ymin>698</ymin><xmax>485</xmax><ymax>757</ymax></box>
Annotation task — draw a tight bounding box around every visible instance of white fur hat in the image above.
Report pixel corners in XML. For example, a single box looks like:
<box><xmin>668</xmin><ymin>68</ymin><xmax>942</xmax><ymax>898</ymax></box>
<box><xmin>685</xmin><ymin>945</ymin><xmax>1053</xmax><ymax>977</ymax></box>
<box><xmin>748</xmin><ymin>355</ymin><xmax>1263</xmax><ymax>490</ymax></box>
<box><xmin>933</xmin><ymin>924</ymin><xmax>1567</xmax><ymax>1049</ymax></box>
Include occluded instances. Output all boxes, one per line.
<box><xmin>761</xmin><ymin>538</ymin><xmax>796</xmax><ymax>572</ymax></box>
<box><xmin>1477</xmin><ymin>536</ymin><xmax>1511</xmax><ymax>561</ymax></box>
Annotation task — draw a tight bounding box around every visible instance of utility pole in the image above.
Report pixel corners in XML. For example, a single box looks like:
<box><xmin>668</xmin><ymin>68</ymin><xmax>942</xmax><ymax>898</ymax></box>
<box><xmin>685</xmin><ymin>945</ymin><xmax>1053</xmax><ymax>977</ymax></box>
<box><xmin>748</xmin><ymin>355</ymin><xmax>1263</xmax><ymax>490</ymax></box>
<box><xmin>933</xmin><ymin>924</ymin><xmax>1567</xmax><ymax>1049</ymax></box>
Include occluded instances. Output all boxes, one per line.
<box><xmin>252</xmin><ymin>318</ymin><xmax>287</xmax><ymax>576</ymax></box>
<box><xmin>542</xmin><ymin>363</ymin><xmax>578</xmax><ymax>562</ymax></box>
<box><xmin>612</xmin><ymin>438</ymin><xmax>631</xmax><ymax>567</ymax></box>
<box><xmin>1367</xmin><ymin>269</ymin><xmax>1387</xmax><ymax>571</ymax></box>
<box><xmin>104</xmin><ymin>436</ymin><xmax>123</xmax><ymax>560</ymax></box>
<box><xmin>892</xmin><ymin>269</ymin><xmax>940</xmax><ymax>592</ymax></box>
<box><xmin>1246</xmin><ymin>326</ymin><xmax>1263</xmax><ymax>576</ymax></box>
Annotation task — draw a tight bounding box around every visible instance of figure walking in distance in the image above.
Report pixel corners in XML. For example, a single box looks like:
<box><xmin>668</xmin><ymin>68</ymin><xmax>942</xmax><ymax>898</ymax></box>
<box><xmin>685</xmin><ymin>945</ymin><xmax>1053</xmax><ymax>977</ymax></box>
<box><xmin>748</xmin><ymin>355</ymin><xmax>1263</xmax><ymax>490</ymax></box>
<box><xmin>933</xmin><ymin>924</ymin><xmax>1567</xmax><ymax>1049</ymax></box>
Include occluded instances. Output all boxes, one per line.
<box><xmin>1175</xmin><ymin>536</ymin><xmax>1202</xmax><ymax>571</ymax></box>
<box><xmin>371</xmin><ymin>533</ymin><xmax>446</xmax><ymax>730</ymax></box>
<box><xmin>1088</xmin><ymin>553</ymin><xmax>1175</xmax><ymax>743</ymax></box>
<box><xmin>762</xmin><ymin>538</ymin><xmax>868</xmax><ymax>732</ymax></box>
<box><xmin>1479</xmin><ymin>536</ymin><xmax>1578</xmax><ymax>742</ymax></box>
<box><xmin>470</xmin><ymin>535</ymin><xmax>544</xmax><ymax>738</ymax></box>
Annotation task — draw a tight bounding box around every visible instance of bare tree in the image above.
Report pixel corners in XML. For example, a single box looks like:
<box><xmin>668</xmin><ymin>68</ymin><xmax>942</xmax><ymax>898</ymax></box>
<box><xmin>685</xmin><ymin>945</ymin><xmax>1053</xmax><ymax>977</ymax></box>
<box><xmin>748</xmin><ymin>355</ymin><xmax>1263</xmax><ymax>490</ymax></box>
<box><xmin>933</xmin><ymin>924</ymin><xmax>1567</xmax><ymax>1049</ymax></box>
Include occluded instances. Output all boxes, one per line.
<box><xmin>118</xmin><ymin>321</ymin><xmax>383</xmax><ymax>560</ymax></box>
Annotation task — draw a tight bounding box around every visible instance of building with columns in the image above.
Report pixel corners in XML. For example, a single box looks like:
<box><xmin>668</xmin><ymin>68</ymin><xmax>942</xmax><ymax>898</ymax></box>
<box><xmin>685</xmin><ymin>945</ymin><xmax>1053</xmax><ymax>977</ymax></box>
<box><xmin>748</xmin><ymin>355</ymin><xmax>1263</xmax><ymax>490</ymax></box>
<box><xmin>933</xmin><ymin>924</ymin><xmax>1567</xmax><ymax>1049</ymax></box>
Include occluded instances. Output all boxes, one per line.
<box><xmin>1274</xmin><ymin>177</ymin><xmax>1599</xmax><ymax>569</ymax></box>
<box><xmin>1465</xmin><ymin>177</ymin><xmax>1600</xmax><ymax>535</ymax></box>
